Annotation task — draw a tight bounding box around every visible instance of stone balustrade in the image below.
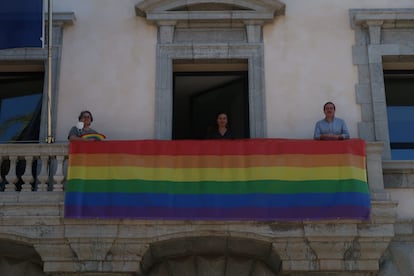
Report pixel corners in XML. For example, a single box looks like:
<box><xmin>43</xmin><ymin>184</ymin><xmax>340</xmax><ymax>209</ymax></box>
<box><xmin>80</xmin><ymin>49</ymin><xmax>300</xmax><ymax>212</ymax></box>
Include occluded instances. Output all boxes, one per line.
<box><xmin>0</xmin><ymin>141</ymin><xmax>386</xmax><ymax>195</ymax></box>
<box><xmin>0</xmin><ymin>143</ymin><xmax>68</xmax><ymax>192</ymax></box>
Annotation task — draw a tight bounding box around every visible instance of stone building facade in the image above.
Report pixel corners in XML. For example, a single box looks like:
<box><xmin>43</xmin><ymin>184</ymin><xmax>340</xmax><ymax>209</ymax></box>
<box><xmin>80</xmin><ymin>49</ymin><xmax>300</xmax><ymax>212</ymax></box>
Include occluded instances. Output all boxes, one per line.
<box><xmin>1</xmin><ymin>0</ymin><xmax>414</xmax><ymax>275</ymax></box>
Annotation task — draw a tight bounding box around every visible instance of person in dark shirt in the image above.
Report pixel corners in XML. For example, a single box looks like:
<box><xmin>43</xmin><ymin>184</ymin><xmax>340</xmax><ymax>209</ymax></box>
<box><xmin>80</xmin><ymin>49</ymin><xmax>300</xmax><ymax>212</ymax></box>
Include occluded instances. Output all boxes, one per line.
<box><xmin>207</xmin><ymin>112</ymin><xmax>233</xmax><ymax>139</ymax></box>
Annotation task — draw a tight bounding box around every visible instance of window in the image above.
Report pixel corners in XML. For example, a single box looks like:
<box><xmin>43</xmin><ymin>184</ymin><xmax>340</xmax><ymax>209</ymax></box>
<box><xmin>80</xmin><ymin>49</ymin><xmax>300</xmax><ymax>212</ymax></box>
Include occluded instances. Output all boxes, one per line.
<box><xmin>0</xmin><ymin>12</ymin><xmax>74</xmax><ymax>143</ymax></box>
<box><xmin>384</xmin><ymin>70</ymin><xmax>414</xmax><ymax>160</ymax></box>
<box><xmin>350</xmin><ymin>9</ymin><xmax>414</xmax><ymax>159</ymax></box>
<box><xmin>173</xmin><ymin>69</ymin><xmax>249</xmax><ymax>140</ymax></box>
<box><xmin>0</xmin><ymin>72</ymin><xmax>44</xmax><ymax>143</ymax></box>
<box><xmin>136</xmin><ymin>1</ymin><xmax>285</xmax><ymax>139</ymax></box>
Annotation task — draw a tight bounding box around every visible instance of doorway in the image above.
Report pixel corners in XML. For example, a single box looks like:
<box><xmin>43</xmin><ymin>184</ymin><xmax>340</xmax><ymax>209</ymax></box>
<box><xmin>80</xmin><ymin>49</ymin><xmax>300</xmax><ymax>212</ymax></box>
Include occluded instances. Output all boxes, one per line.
<box><xmin>173</xmin><ymin>70</ymin><xmax>249</xmax><ymax>140</ymax></box>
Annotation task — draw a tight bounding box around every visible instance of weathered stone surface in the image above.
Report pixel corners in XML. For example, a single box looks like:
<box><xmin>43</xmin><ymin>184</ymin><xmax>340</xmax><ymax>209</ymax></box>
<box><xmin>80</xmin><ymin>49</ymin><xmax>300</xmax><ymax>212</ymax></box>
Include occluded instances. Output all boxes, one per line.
<box><xmin>197</xmin><ymin>256</ymin><xmax>226</xmax><ymax>276</ymax></box>
<box><xmin>273</xmin><ymin>239</ymin><xmax>316</xmax><ymax>260</ymax></box>
<box><xmin>225</xmin><ymin>257</ymin><xmax>254</xmax><ymax>276</ymax></box>
<box><xmin>0</xmin><ymin>257</ymin><xmax>44</xmax><ymax>276</ymax></box>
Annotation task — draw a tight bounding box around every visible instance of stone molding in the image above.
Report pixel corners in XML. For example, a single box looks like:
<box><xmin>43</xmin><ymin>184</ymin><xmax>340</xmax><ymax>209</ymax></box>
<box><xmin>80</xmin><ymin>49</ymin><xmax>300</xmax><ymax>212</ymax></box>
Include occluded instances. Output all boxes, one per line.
<box><xmin>0</xmin><ymin>142</ymin><xmax>388</xmax><ymax>192</ymax></box>
<box><xmin>351</xmin><ymin>9</ymin><xmax>414</xmax><ymax>29</ymax></box>
<box><xmin>46</xmin><ymin>12</ymin><xmax>76</xmax><ymax>26</ymax></box>
<box><xmin>349</xmin><ymin>9</ymin><xmax>414</xmax><ymax>160</ymax></box>
<box><xmin>0</xmin><ymin>12</ymin><xmax>75</xmax><ymax>144</ymax></box>
<box><xmin>135</xmin><ymin>1</ymin><xmax>286</xmax><ymax>139</ymax></box>
<box><xmin>154</xmin><ymin>43</ymin><xmax>266</xmax><ymax>139</ymax></box>
<box><xmin>383</xmin><ymin>160</ymin><xmax>414</xmax><ymax>188</ymax></box>
<box><xmin>136</xmin><ymin>0</ymin><xmax>285</xmax><ymax>24</ymax></box>
<box><xmin>366</xmin><ymin>142</ymin><xmax>390</xmax><ymax>200</ymax></box>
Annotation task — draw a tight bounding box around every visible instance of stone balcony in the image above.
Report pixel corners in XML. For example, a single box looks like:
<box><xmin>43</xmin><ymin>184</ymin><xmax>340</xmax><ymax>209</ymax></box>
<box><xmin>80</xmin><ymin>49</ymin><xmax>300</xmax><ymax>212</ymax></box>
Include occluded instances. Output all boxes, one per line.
<box><xmin>0</xmin><ymin>142</ymin><xmax>398</xmax><ymax>275</ymax></box>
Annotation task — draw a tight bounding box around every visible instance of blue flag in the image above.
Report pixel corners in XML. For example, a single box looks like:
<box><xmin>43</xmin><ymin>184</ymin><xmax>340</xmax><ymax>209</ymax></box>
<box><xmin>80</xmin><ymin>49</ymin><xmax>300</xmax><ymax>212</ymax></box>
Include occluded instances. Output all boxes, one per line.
<box><xmin>0</xmin><ymin>0</ymin><xmax>43</xmax><ymax>49</ymax></box>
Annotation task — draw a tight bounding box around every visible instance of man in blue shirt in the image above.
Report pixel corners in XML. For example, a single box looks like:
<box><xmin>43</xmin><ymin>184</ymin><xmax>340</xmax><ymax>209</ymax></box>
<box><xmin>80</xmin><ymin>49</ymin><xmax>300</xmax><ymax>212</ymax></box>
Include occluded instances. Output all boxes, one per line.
<box><xmin>314</xmin><ymin>102</ymin><xmax>350</xmax><ymax>140</ymax></box>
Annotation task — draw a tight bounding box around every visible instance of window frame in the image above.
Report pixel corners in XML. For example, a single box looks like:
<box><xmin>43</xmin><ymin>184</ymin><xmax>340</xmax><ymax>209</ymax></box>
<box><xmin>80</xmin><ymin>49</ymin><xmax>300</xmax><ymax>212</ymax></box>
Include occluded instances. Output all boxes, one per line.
<box><xmin>136</xmin><ymin>0</ymin><xmax>286</xmax><ymax>139</ymax></box>
<box><xmin>383</xmin><ymin>70</ymin><xmax>414</xmax><ymax>159</ymax></box>
<box><xmin>350</xmin><ymin>8</ymin><xmax>414</xmax><ymax>160</ymax></box>
<box><xmin>0</xmin><ymin>71</ymin><xmax>45</xmax><ymax>142</ymax></box>
<box><xmin>0</xmin><ymin>12</ymin><xmax>74</xmax><ymax>143</ymax></box>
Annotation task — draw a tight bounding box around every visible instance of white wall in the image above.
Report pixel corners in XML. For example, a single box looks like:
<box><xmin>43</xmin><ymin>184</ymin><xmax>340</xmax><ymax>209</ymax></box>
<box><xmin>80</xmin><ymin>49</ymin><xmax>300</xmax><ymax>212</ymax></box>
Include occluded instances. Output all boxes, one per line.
<box><xmin>264</xmin><ymin>0</ymin><xmax>414</xmax><ymax>139</ymax></box>
<box><xmin>54</xmin><ymin>0</ymin><xmax>157</xmax><ymax>141</ymax></box>
<box><xmin>53</xmin><ymin>0</ymin><xmax>414</xmax><ymax>141</ymax></box>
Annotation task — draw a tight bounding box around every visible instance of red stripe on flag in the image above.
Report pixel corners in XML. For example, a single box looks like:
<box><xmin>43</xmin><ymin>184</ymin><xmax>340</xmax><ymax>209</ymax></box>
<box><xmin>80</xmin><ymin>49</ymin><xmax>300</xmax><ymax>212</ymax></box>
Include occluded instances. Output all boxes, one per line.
<box><xmin>69</xmin><ymin>139</ymin><xmax>366</xmax><ymax>156</ymax></box>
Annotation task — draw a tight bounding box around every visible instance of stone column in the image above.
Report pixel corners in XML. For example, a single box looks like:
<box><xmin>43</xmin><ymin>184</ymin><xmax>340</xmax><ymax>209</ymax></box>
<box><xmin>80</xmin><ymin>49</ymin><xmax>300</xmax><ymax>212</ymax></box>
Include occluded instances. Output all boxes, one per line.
<box><xmin>366</xmin><ymin>142</ymin><xmax>389</xmax><ymax>201</ymax></box>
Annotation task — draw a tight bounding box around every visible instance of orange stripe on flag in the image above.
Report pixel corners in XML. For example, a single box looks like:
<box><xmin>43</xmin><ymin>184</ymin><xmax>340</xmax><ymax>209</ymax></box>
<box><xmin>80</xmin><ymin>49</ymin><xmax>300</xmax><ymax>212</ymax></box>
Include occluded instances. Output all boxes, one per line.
<box><xmin>69</xmin><ymin>153</ymin><xmax>365</xmax><ymax>169</ymax></box>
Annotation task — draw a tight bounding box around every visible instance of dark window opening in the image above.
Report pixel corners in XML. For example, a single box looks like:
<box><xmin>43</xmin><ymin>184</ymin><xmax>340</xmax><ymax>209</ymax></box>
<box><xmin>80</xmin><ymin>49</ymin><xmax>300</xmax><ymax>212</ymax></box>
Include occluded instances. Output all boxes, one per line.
<box><xmin>173</xmin><ymin>71</ymin><xmax>249</xmax><ymax>140</ymax></box>
<box><xmin>384</xmin><ymin>70</ymin><xmax>414</xmax><ymax>160</ymax></box>
<box><xmin>0</xmin><ymin>72</ymin><xmax>44</xmax><ymax>143</ymax></box>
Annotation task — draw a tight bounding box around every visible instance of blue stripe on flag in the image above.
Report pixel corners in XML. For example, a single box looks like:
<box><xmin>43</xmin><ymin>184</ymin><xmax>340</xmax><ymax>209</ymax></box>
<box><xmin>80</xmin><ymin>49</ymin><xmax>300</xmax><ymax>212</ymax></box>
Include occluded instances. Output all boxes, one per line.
<box><xmin>65</xmin><ymin>192</ymin><xmax>371</xmax><ymax>208</ymax></box>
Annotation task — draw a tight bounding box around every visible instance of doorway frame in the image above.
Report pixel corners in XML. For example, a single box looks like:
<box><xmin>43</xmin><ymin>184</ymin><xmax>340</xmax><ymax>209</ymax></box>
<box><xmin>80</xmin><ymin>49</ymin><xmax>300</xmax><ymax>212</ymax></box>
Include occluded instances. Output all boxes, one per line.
<box><xmin>155</xmin><ymin>45</ymin><xmax>265</xmax><ymax>139</ymax></box>
<box><xmin>135</xmin><ymin>0</ymin><xmax>286</xmax><ymax>139</ymax></box>
<box><xmin>173</xmin><ymin>70</ymin><xmax>250</xmax><ymax>140</ymax></box>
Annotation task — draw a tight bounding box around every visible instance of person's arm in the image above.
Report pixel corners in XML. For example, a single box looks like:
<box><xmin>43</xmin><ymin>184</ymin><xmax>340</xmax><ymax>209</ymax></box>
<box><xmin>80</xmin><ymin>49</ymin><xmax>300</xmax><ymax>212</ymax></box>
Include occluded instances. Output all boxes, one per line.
<box><xmin>320</xmin><ymin>133</ymin><xmax>339</xmax><ymax>140</ymax></box>
<box><xmin>313</xmin><ymin>122</ymin><xmax>321</xmax><ymax>140</ymax></box>
<box><xmin>341</xmin><ymin>120</ymin><xmax>350</xmax><ymax>140</ymax></box>
<box><xmin>69</xmin><ymin>135</ymin><xmax>83</xmax><ymax>141</ymax></box>
<box><xmin>68</xmin><ymin>126</ymin><xmax>83</xmax><ymax>141</ymax></box>
<box><xmin>315</xmin><ymin>125</ymin><xmax>340</xmax><ymax>140</ymax></box>
<box><xmin>323</xmin><ymin>119</ymin><xmax>348</xmax><ymax>140</ymax></box>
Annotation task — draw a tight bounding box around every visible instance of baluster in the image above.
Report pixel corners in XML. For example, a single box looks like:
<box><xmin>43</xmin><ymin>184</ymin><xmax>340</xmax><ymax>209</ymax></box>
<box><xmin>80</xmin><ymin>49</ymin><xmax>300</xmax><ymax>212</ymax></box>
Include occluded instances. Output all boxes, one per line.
<box><xmin>48</xmin><ymin>157</ymin><xmax>56</xmax><ymax>191</ymax></box>
<box><xmin>32</xmin><ymin>157</ymin><xmax>40</xmax><ymax>191</ymax></box>
<box><xmin>5</xmin><ymin>156</ymin><xmax>18</xmax><ymax>192</ymax></box>
<box><xmin>53</xmin><ymin>155</ymin><xmax>65</xmax><ymax>191</ymax></box>
<box><xmin>62</xmin><ymin>157</ymin><xmax>68</xmax><ymax>189</ymax></box>
<box><xmin>21</xmin><ymin>156</ymin><xmax>34</xmax><ymax>192</ymax></box>
<box><xmin>37</xmin><ymin>156</ymin><xmax>50</xmax><ymax>192</ymax></box>
<box><xmin>1</xmin><ymin>157</ymin><xmax>6</xmax><ymax>191</ymax></box>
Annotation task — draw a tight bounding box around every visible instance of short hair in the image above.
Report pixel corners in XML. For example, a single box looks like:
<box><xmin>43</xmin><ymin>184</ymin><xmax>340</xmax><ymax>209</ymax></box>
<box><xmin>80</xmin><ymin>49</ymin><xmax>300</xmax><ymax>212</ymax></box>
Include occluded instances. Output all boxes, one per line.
<box><xmin>323</xmin><ymin>102</ymin><xmax>335</xmax><ymax>111</ymax></box>
<box><xmin>78</xmin><ymin>110</ymin><xmax>93</xmax><ymax>122</ymax></box>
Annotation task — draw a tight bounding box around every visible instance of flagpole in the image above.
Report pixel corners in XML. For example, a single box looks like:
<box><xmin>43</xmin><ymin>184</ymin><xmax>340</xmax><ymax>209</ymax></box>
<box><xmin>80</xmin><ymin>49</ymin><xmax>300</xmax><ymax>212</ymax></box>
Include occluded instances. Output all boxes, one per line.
<box><xmin>46</xmin><ymin>0</ymin><xmax>54</xmax><ymax>143</ymax></box>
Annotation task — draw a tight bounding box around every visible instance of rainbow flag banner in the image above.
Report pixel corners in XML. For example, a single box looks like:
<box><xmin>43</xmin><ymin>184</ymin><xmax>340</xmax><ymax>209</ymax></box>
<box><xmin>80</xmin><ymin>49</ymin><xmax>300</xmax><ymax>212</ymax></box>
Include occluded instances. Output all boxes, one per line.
<box><xmin>64</xmin><ymin>139</ymin><xmax>370</xmax><ymax>220</ymax></box>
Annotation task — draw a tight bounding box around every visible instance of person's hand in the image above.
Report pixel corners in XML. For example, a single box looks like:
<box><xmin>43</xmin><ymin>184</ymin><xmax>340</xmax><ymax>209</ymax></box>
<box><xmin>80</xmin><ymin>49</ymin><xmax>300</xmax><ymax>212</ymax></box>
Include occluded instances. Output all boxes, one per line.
<box><xmin>330</xmin><ymin>134</ymin><xmax>343</xmax><ymax>140</ymax></box>
<box><xmin>321</xmin><ymin>133</ymin><xmax>343</xmax><ymax>140</ymax></box>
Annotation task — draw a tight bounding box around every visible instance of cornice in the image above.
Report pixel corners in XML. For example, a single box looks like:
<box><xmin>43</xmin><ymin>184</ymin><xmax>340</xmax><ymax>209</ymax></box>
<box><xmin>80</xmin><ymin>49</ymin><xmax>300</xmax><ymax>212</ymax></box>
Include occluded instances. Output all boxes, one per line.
<box><xmin>136</xmin><ymin>0</ymin><xmax>285</xmax><ymax>25</ymax></box>
<box><xmin>45</xmin><ymin>12</ymin><xmax>76</xmax><ymax>26</ymax></box>
<box><xmin>350</xmin><ymin>9</ymin><xmax>414</xmax><ymax>29</ymax></box>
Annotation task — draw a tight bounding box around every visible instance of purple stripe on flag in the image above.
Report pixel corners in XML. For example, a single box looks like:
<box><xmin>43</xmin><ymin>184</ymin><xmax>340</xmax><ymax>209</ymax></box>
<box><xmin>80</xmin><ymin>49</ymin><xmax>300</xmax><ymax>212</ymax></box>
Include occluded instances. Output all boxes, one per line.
<box><xmin>64</xmin><ymin>205</ymin><xmax>370</xmax><ymax>221</ymax></box>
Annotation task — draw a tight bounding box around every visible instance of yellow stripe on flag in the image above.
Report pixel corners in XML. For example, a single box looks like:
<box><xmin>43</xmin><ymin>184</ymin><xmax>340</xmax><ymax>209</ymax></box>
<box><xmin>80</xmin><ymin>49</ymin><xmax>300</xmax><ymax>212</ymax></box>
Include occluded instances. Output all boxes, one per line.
<box><xmin>68</xmin><ymin>166</ymin><xmax>367</xmax><ymax>182</ymax></box>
